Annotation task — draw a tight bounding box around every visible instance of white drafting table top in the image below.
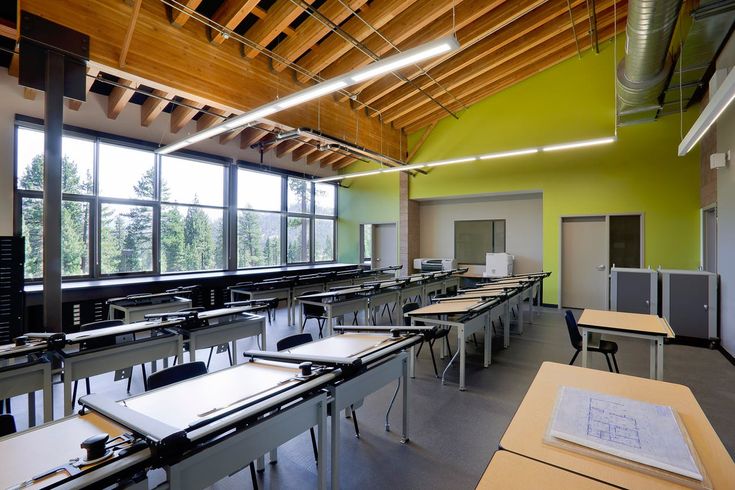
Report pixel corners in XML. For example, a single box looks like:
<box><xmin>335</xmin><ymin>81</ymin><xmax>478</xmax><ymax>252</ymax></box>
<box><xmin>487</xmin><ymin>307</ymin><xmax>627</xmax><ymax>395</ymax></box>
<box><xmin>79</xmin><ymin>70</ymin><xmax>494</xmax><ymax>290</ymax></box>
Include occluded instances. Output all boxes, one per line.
<box><xmin>0</xmin><ymin>412</ymin><xmax>129</xmax><ymax>489</ymax></box>
<box><xmin>287</xmin><ymin>333</ymin><xmax>400</xmax><ymax>358</ymax></box>
<box><xmin>406</xmin><ymin>300</ymin><xmax>485</xmax><ymax>316</ymax></box>
<box><xmin>579</xmin><ymin>309</ymin><xmax>675</xmax><ymax>338</ymax></box>
<box><xmin>298</xmin><ymin>287</ymin><xmax>366</xmax><ymax>300</ymax></box>
<box><xmin>64</xmin><ymin>321</ymin><xmax>174</xmax><ymax>344</ymax></box>
<box><xmin>123</xmin><ymin>361</ymin><xmax>301</xmax><ymax>429</ymax></box>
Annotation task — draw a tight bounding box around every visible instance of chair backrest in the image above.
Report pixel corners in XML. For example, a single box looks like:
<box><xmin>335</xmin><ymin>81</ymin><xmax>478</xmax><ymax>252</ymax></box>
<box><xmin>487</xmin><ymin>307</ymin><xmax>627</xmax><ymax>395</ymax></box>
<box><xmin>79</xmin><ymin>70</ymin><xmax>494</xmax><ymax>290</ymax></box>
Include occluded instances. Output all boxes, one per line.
<box><xmin>564</xmin><ymin>310</ymin><xmax>583</xmax><ymax>348</ymax></box>
<box><xmin>277</xmin><ymin>333</ymin><xmax>314</xmax><ymax>351</ymax></box>
<box><xmin>79</xmin><ymin>319</ymin><xmax>125</xmax><ymax>350</ymax></box>
<box><xmin>402</xmin><ymin>302</ymin><xmax>421</xmax><ymax>326</ymax></box>
<box><xmin>301</xmin><ymin>291</ymin><xmax>326</xmax><ymax>316</ymax></box>
<box><xmin>0</xmin><ymin>414</ymin><xmax>16</xmax><ymax>437</ymax></box>
<box><xmin>146</xmin><ymin>361</ymin><xmax>207</xmax><ymax>391</ymax></box>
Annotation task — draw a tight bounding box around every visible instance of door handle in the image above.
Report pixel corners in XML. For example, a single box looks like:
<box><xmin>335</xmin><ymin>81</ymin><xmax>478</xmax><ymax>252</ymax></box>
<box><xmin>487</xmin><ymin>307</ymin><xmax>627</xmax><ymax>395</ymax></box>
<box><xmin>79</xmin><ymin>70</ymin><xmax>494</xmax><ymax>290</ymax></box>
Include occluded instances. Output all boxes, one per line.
<box><xmin>595</xmin><ymin>264</ymin><xmax>606</xmax><ymax>271</ymax></box>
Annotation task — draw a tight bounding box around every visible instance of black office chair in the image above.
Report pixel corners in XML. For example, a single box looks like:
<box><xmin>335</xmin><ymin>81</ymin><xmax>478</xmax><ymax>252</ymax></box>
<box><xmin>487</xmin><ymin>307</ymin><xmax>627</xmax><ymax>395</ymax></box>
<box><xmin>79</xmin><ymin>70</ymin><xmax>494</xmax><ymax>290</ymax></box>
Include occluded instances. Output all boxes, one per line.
<box><xmin>301</xmin><ymin>291</ymin><xmax>329</xmax><ymax>338</ymax></box>
<box><xmin>71</xmin><ymin>319</ymin><xmax>149</xmax><ymax>407</ymax></box>
<box><xmin>146</xmin><ymin>361</ymin><xmax>208</xmax><ymax>391</ymax></box>
<box><xmin>403</xmin><ymin>303</ymin><xmax>451</xmax><ymax>378</ymax></box>
<box><xmin>146</xmin><ymin>362</ymin><xmax>259</xmax><ymax>489</ymax></box>
<box><xmin>0</xmin><ymin>414</ymin><xmax>16</xmax><ymax>437</ymax></box>
<box><xmin>565</xmin><ymin>310</ymin><xmax>620</xmax><ymax>373</ymax></box>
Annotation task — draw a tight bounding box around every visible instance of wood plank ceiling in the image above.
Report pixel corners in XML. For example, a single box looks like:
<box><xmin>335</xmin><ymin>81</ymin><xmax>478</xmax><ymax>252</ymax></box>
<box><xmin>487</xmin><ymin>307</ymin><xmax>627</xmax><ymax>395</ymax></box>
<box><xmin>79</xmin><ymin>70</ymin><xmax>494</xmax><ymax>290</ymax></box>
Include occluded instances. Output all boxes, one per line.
<box><xmin>9</xmin><ymin>0</ymin><xmax>627</xmax><ymax>170</ymax></box>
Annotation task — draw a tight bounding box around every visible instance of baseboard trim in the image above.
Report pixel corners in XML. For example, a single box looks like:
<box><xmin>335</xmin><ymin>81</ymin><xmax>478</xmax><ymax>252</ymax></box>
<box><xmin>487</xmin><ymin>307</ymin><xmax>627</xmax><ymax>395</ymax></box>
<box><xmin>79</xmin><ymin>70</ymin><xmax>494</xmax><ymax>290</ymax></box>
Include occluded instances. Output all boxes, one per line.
<box><xmin>718</xmin><ymin>345</ymin><xmax>735</xmax><ymax>366</ymax></box>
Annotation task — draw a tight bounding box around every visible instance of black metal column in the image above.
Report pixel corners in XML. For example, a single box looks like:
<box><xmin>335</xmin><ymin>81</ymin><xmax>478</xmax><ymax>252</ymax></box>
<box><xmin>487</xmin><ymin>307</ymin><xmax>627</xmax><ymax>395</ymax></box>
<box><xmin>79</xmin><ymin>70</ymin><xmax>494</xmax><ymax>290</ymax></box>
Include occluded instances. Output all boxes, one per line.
<box><xmin>43</xmin><ymin>51</ymin><xmax>65</xmax><ymax>332</ymax></box>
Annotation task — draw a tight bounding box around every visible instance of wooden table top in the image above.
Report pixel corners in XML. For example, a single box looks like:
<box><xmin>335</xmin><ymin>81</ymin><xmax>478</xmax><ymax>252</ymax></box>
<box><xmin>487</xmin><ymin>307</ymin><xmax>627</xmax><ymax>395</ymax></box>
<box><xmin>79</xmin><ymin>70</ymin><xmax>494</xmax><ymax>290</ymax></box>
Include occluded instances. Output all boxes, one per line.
<box><xmin>579</xmin><ymin>309</ymin><xmax>675</xmax><ymax>338</ymax></box>
<box><xmin>500</xmin><ymin>362</ymin><xmax>735</xmax><ymax>489</ymax></box>
<box><xmin>0</xmin><ymin>413</ymin><xmax>129</xmax><ymax>489</ymax></box>
<box><xmin>476</xmin><ymin>451</ymin><xmax>614</xmax><ymax>489</ymax></box>
<box><xmin>406</xmin><ymin>300</ymin><xmax>485</xmax><ymax>316</ymax></box>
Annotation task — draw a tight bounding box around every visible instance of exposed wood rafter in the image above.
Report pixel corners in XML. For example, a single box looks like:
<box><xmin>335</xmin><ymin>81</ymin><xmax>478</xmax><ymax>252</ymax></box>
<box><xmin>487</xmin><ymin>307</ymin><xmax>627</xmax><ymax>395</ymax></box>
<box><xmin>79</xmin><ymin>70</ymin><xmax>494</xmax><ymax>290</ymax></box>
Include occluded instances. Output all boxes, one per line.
<box><xmin>141</xmin><ymin>89</ymin><xmax>170</xmax><ymax>126</ymax></box>
<box><xmin>107</xmin><ymin>78</ymin><xmax>137</xmax><ymax>120</ymax></box>
<box><xmin>209</xmin><ymin>0</ymin><xmax>260</xmax><ymax>45</ymax></box>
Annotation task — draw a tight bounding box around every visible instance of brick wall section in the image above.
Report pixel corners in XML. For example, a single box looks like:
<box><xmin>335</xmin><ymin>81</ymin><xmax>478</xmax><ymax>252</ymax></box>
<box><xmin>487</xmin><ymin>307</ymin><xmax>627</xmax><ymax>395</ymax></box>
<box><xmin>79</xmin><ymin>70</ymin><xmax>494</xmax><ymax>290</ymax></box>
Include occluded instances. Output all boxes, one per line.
<box><xmin>700</xmin><ymin>91</ymin><xmax>718</xmax><ymax>207</ymax></box>
<box><xmin>399</xmin><ymin>172</ymin><xmax>420</xmax><ymax>274</ymax></box>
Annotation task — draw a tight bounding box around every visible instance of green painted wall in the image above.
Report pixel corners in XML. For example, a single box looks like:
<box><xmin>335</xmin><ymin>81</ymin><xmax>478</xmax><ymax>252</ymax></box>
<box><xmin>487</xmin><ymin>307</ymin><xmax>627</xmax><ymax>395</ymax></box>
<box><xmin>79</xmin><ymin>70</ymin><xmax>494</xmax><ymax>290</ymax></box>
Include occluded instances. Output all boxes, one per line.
<box><xmin>337</xmin><ymin>160</ymin><xmax>399</xmax><ymax>263</ymax></box>
<box><xmin>337</xmin><ymin>38</ymin><xmax>700</xmax><ymax>304</ymax></box>
<box><xmin>407</xmin><ymin>40</ymin><xmax>700</xmax><ymax>304</ymax></box>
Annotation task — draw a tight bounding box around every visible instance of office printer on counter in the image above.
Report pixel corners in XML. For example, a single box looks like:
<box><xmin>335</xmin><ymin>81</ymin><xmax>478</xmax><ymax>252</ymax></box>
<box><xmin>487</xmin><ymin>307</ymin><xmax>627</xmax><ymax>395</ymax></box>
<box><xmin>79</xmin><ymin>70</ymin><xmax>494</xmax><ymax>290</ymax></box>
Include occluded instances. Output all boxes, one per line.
<box><xmin>413</xmin><ymin>258</ymin><xmax>457</xmax><ymax>272</ymax></box>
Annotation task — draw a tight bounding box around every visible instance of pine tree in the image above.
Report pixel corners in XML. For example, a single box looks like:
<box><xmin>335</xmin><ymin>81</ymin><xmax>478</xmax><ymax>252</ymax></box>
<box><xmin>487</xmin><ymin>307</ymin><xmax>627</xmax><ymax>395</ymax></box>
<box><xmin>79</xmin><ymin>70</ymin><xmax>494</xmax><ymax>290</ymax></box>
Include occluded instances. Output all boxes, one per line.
<box><xmin>183</xmin><ymin>197</ymin><xmax>214</xmax><ymax>271</ymax></box>
<box><xmin>238</xmin><ymin>211</ymin><xmax>263</xmax><ymax>267</ymax></box>
<box><xmin>161</xmin><ymin>206</ymin><xmax>185</xmax><ymax>272</ymax></box>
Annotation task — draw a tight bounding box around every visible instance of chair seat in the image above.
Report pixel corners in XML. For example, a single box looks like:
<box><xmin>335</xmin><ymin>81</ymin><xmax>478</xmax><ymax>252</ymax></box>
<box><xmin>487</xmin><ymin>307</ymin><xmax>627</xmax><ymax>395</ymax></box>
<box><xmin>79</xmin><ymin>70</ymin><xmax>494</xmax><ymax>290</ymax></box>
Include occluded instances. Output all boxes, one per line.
<box><xmin>576</xmin><ymin>339</ymin><xmax>618</xmax><ymax>354</ymax></box>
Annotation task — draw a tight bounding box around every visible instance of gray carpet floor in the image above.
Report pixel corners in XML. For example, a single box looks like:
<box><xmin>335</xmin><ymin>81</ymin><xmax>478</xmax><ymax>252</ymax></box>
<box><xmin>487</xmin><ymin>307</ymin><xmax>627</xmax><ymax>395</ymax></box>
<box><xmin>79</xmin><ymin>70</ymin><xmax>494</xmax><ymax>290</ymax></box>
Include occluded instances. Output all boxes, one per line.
<box><xmin>6</xmin><ymin>305</ymin><xmax>735</xmax><ymax>489</ymax></box>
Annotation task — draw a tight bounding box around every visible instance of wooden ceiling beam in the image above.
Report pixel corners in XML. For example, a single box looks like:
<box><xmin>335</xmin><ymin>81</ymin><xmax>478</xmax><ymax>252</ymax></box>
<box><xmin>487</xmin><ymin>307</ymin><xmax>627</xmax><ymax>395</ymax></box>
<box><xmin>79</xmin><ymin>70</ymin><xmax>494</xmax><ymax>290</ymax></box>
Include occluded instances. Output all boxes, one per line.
<box><xmin>400</xmin><ymin>17</ymin><xmax>625</xmax><ymax>133</ymax></box>
<box><xmin>320</xmin><ymin>152</ymin><xmax>345</xmax><ymax>168</ymax></box>
<box><xmin>197</xmin><ymin>107</ymin><xmax>229</xmax><ymax>131</ymax></box>
<box><xmin>240</xmin><ymin>124</ymin><xmax>275</xmax><ymax>149</ymax></box>
<box><xmin>406</xmin><ymin>122</ymin><xmax>436</xmax><ymax>162</ymax></box>
<box><xmin>339</xmin><ymin>0</ymin><xmax>504</xmax><ymax>103</ymax></box>
<box><xmin>275</xmin><ymin>138</ymin><xmax>303</xmax><ymax>158</ymax></box>
<box><xmin>271</xmin><ymin>0</ymin><xmax>368</xmax><ymax>72</ymax></box>
<box><xmin>332</xmin><ymin>157</ymin><xmax>361</xmax><ymax>170</ymax></box>
<box><xmin>293</xmin><ymin>141</ymin><xmax>319</xmax><ymax>161</ymax></box>
<box><xmin>68</xmin><ymin>67</ymin><xmax>100</xmax><ymax>111</ymax></box>
<box><xmin>0</xmin><ymin>19</ymin><xmax>17</xmax><ymax>40</ymax></box>
<box><xmin>307</xmin><ymin>149</ymin><xmax>331</xmax><ymax>165</ymax></box>
<box><xmin>141</xmin><ymin>88</ymin><xmax>170</xmax><ymax>126</ymax></box>
<box><xmin>169</xmin><ymin>0</ymin><xmax>203</xmax><ymax>27</ymax></box>
<box><xmin>318</xmin><ymin>0</ymin><xmax>459</xmax><ymax>85</ymax></box>
<box><xmin>295</xmin><ymin>0</ymin><xmax>417</xmax><ymax>83</ymax></box>
<box><xmin>21</xmin><ymin>0</ymin><xmax>409</xmax><ymax>162</ymax></box>
<box><xmin>242</xmin><ymin>0</ymin><xmax>314</xmax><ymax>59</ymax></box>
<box><xmin>107</xmin><ymin>78</ymin><xmax>137</xmax><ymax>120</ymax></box>
<box><xmin>358</xmin><ymin>0</ymin><xmax>552</xmax><ymax>110</ymax></box>
<box><xmin>384</xmin><ymin>2</ymin><xmax>625</xmax><ymax>125</ymax></box>
<box><xmin>119</xmin><ymin>0</ymin><xmax>143</xmax><ymax>68</ymax></box>
<box><xmin>209</xmin><ymin>0</ymin><xmax>260</xmax><ymax>45</ymax></box>
<box><xmin>170</xmin><ymin>97</ymin><xmax>205</xmax><ymax>133</ymax></box>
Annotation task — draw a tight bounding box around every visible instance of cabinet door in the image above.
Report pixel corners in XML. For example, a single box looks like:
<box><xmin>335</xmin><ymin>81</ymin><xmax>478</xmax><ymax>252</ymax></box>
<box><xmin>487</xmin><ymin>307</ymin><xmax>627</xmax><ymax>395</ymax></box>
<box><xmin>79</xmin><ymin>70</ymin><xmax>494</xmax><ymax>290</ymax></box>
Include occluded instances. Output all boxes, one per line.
<box><xmin>668</xmin><ymin>274</ymin><xmax>709</xmax><ymax>338</ymax></box>
<box><xmin>617</xmin><ymin>272</ymin><xmax>651</xmax><ymax>314</ymax></box>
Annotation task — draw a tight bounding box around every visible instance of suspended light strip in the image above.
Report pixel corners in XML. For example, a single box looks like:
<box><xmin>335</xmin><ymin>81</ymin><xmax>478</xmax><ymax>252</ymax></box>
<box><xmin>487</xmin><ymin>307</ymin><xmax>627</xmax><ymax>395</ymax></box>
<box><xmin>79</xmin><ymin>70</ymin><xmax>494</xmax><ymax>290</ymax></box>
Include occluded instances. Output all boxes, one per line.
<box><xmin>313</xmin><ymin>136</ymin><xmax>616</xmax><ymax>183</ymax></box>
<box><xmin>156</xmin><ymin>35</ymin><xmax>460</xmax><ymax>155</ymax></box>
<box><xmin>679</xmin><ymin>67</ymin><xmax>735</xmax><ymax>156</ymax></box>
<box><xmin>541</xmin><ymin>137</ymin><xmax>616</xmax><ymax>152</ymax></box>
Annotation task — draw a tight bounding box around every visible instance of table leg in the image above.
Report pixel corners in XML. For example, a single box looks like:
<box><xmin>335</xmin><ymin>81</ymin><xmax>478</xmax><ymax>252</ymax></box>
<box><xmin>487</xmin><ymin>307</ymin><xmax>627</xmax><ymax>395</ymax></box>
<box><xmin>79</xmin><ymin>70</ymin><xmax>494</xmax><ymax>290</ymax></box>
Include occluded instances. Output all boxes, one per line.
<box><xmin>288</xmin><ymin>293</ymin><xmax>293</xmax><ymax>326</ymax></box>
<box><xmin>256</xmin><ymin>456</ymin><xmax>265</xmax><ymax>471</ymax></box>
<box><xmin>484</xmin><ymin>317</ymin><xmax>492</xmax><ymax>368</ymax></box>
<box><xmin>459</xmin><ymin>326</ymin><xmax>467</xmax><ymax>391</ymax></box>
<box><xmin>648</xmin><ymin>339</ymin><xmax>656</xmax><ymax>379</ymax></box>
<box><xmin>28</xmin><ymin>391</ymin><xmax>36</xmax><ymax>427</ymax></box>
<box><xmin>317</xmin><ymin>399</ymin><xmax>327</xmax><ymax>490</ymax></box>
<box><xmin>299</xmin><ymin>302</ymin><xmax>304</xmax><ymax>333</ymax></box>
<box><xmin>528</xmin><ymin>289</ymin><xmax>534</xmax><ymax>324</ymax></box>
<box><xmin>402</xmin><ymin>357</ymin><xmax>409</xmax><ymax>443</ymax></box>
<box><xmin>63</xmin><ymin>367</ymin><xmax>73</xmax><ymax>416</ymax></box>
<box><xmin>327</xmin><ymin>308</ymin><xmax>334</xmax><ymax>337</ymax></box>
<box><xmin>517</xmin><ymin>298</ymin><xmax>524</xmax><ymax>334</ymax></box>
<box><xmin>504</xmin><ymin>302</ymin><xmax>510</xmax><ymax>348</ymax></box>
<box><xmin>330</xmin><ymin>393</ymin><xmax>340</xmax><ymax>490</ymax></box>
<box><xmin>409</xmin><ymin>345</ymin><xmax>416</xmax><ymax>378</ymax></box>
<box><xmin>269</xmin><ymin>448</ymin><xmax>277</xmax><ymax>464</ymax></box>
<box><xmin>43</xmin><ymin>371</ymin><xmax>53</xmax><ymax>422</ymax></box>
<box><xmin>260</xmin><ymin>319</ymin><xmax>266</xmax><ymax>351</ymax></box>
<box><xmin>581</xmin><ymin>327</ymin><xmax>588</xmax><ymax>368</ymax></box>
<box><xmin>656</xmin><ymin>337</ymin><xmax>664</xmax><ymax>380</ymax></box>
<box><xmin>231</xmin><ymin>340</ymin><xmax>238</xmax><ymax>366</ymax></box>
<box><xmin>189</xmin><ymin>338</ymin><xmax>197</xmax><ymax>362</ymax></box>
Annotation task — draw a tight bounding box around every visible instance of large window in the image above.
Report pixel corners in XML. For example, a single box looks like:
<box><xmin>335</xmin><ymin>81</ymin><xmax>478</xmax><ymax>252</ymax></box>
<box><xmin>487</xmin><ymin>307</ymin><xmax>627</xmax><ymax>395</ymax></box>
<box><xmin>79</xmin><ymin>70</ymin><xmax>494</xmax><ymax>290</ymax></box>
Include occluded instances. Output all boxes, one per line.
<box><xmin>15</xmin><ymin>122</ymin><xmax>337</xmax><ymax>280</ymax></box>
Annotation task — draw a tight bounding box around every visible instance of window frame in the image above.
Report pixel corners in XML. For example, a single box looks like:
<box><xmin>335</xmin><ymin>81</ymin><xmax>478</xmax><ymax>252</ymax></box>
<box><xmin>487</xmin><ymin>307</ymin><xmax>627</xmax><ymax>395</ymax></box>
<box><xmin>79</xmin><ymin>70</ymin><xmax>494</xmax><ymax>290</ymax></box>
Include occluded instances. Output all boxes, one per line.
<box><xmin>13</xmin><ymin>117</ymin><xmax>338</xmax><ymax>283</ymax></box>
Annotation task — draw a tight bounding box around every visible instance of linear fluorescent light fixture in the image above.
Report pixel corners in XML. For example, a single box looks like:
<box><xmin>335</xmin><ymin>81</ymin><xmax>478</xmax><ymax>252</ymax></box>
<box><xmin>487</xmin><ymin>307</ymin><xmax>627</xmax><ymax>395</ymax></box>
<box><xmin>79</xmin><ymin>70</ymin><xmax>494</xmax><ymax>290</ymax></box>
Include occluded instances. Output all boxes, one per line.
<box><xmin>313</xmin><ymin>135</ymin><xmax>616</xmax><ymax>183</ymax></box>
<box><xmin>155</xmin><ymin>35</ymin><xmax>460</xmax><ymax>155</ymax></box>
<box><xmin>679</xmin><ymin>67</ymin><xmax>735</xmax><ymax>156</ymax></box>
<box><xmin>541</xmin><ymin>137</ymin><xmax>616</xmax><ymax>152</ymax></box>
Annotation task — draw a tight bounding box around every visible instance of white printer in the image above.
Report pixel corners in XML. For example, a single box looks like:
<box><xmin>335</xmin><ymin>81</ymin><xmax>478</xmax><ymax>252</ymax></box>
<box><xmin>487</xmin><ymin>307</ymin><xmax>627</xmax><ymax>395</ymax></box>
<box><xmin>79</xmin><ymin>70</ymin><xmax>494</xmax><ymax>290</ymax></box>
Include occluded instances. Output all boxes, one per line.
<box><xmin>484</xmin><ymin>253</ymin><xmax>514</xmax><ymax>277</ymax></box>
<box><xmin>413</xmin><ymin>258</ymin><xmax>457</xmax><ymax>272</ymax></box>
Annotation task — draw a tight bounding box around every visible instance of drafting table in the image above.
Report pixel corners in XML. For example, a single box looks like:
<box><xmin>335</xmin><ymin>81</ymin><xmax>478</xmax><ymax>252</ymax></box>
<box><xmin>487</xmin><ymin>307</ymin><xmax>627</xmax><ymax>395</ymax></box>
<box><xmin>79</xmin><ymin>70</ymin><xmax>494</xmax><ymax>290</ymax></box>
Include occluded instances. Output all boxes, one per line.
<box><xmin>297</xmin><ymin>287</ymin><xmax>370</xmax><ymax>337</ymax></box>
<box><xmin>465</xmin><ymin>282</ymin><xmax>532</xmax><ymax>332</ymax></box>
<box><xmin>363</xmin><ymin>280</ymin><xmax>404</xmax><ymax>325</ymax></box>
<box><xmin>50</xmin><ymin>321</ymin><xmax>185</xmax><ymax>416</ymax></box>
<box><xmin>406</xmin><ymin>299</ymin><xmax>499</xmax><ymax>391</ymax></box>
<box><xmin>499</xmin><ymin>362</ymin><xmax>735</xmax><ymax>489</ymax></box>
<box><xmin>476</xmin><ymin>451</ymin><xmax>615</xmax><ymax>489</ymax></box>
<box><xmin>146</xmin><ymin>304</ymin><xmax>268</xmax><ymax>364</ymax></box>
<box><xmin>107</xmin><ymin>292</ymin><xmax>193</xmax><ymax>323</ymax></box>
<box><xmin>246</xmin><ymin>328</ymin><xmax>424</xmax><ymax>490</ymax></box>
<box><xmin>0</xmin><ymin>360</ymin><xmax>336</xmax><ymax>490</ymax></box>
<box><xmin>230</xmin><ymin>278</ymin><xmax>294</xmax><ymax>325</ymax></box>
<box><xmin>0</xmin><ymin>355</ymin><xmax>52</xmax><ymax>426</ymax></box>
<box><xmin>578</xmin><ymin>309</ymin><xmax>675</xmax><ymax>380</ymax></box>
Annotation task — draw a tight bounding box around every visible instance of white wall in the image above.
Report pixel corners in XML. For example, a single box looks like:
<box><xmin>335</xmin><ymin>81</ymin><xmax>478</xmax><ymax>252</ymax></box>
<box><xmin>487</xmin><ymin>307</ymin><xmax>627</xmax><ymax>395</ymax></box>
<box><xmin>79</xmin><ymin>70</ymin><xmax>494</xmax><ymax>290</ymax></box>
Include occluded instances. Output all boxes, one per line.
<box><xmin>0</xmin><ymin>68</ymin><xmax>335</xmax><ymax>236</ymax></box>
<box><xmin>418</xmin><ymin>192</ymin><xmax>543</xmax><ymax>274</ymax></box>
<box><xmin>716</xmin><ymin>35</ymin><xmax>735</xmax><ymax>356</ymax></box>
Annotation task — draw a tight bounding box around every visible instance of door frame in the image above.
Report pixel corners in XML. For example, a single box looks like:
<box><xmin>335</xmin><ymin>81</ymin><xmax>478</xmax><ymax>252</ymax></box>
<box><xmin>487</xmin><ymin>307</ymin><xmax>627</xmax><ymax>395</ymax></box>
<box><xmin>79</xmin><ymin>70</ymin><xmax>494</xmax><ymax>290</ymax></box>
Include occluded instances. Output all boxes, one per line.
<box><xmin>700</xmin><ymin>203</ymin><xmax>717</xmax><ymax>270</ymax></box>
<box><xmin>361</xmin><ymin>222</ymin><xmax>398</xmax><ymax>269</ymax></box>
<box><xmin>558</xmin><ymin>212</ymin><xmax>645</xmax><ymax>310</ymax></box>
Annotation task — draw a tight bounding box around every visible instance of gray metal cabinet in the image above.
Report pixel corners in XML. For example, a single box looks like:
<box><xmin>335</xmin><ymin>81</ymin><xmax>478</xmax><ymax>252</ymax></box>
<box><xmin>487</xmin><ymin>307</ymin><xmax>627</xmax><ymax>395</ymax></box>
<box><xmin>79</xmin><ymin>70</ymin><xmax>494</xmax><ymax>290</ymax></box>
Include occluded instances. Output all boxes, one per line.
<box><xmin>660</xmin><ymin>269</ymin><xmax>718</xmax><ymax>342</ymax></box>
<box><xmin>610</xmin><ymin>267</ymin><xmax>658</xmax><ymax>314</ymax></box>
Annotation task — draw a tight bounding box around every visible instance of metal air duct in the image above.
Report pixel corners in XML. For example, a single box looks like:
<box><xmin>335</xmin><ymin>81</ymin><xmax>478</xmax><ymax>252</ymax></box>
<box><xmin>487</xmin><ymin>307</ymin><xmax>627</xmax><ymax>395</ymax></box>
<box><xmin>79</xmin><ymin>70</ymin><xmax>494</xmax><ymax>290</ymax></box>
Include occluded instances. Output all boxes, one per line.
<box><xmin>616</xmin><ymin>0</ymin><xmax>683</xmax><ymax>110</ymax></box>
